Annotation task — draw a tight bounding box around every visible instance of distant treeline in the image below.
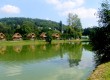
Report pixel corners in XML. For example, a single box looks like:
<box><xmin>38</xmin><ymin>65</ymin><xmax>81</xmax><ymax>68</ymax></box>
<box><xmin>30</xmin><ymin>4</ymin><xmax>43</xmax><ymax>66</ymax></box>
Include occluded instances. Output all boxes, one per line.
<box><xmin>0</xmin><ymin>17</ymin><xmax>83</xmax><ymax>40</ymax></box>
<box><xmin>0</xmin><ymin>17</ymin><xmax>67</xmax><ymax>40</ymax></box>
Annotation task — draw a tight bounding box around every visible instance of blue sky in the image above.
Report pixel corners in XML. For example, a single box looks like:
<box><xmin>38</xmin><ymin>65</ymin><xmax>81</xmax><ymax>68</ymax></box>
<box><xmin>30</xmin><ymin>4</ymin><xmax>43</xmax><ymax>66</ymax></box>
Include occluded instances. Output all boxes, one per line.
<box><xmin>0</xmin><ymin>0</ymin><xmax>102</xmax><ymax>28</ymax></box>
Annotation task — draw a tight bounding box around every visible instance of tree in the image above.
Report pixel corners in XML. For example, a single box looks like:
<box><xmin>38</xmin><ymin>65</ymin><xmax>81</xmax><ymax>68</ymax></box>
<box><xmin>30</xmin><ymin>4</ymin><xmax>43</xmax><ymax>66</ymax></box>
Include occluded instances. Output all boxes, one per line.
<box><xmin>90</xmin><ymin>0</ymin><xmax>110</xmax><ymax>64</ymax></box>
<box><xmin>67</xmin><ymin>13</ymin><xmax>82</xmax><ymax>39</ymax></box>
<box><xmin>67</xmin><ymin>13</ymin><xmax>82</xmax><ymax>29</ymax></box>
<box><xmin>20</xmin><ymin>20</ymin><xmax>35</xmax><ymax>39</ymax></box>
<box><xmin>59</xmin><ymin>21</ymin><xmax>63</xmax><ymax>33</ymax></box>
<box><xmin>98</xmin><ymin>0</ymin><xmax>110</xmax><ymax>28</ymax></box>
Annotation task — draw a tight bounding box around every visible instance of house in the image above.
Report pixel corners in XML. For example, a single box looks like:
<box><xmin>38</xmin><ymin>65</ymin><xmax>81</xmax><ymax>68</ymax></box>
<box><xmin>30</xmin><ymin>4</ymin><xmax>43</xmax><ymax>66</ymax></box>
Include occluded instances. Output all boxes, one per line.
<box><xmin>12</xmin><ymin>33</ymin><xmax>22</xmax><ymax>41</ymax></box>
<box><xmin>40</xmin><ymin>32</ymin><xmax>47</xmax><ymax>40</ymax></box>
<box><xmin>52</xmin><ymin>33</ymin><xmax>60</xmax><ymax>39</ymax></box>
<box><xmin>27</xmin><ymin>33</ymin><xmax>36</xmax><ymax>40</ymax></box>
<box><xmin>0</xmin><ymin>33</ymin><xmax>6</xmax><ymax>41</ymax></box>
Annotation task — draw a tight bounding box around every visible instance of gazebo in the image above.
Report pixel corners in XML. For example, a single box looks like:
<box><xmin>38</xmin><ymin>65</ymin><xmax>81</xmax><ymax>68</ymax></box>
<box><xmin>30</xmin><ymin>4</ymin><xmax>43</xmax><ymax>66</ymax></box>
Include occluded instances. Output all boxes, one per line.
<box><xmin>12</xmin><ymin>33</ymin><xmax>22</xmax><ymax>41</ymax></box>
<box><xmin>27</xmin><ymin>33</ymin><xmax>36</xmax><ymax>40</ymax></box>
<box><xmin>0</xmin><ymin>33</ymin><xmax>6</xmax><ymax>41</ymax></box>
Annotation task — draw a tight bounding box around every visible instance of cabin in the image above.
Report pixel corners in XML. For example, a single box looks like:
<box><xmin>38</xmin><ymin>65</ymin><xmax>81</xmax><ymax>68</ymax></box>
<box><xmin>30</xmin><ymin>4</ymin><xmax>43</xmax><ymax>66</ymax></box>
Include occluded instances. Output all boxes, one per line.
<box><xmin>52</xmin><ymin>33</ymin><xmax>60</xmax><ymax>39</ymax></box>
<box><xmin>12</xmin><ymin>33</ymin><xmax>22</xmax><ymax>41</ymax></box>
<box><xmin>40</xmin><ymin>32</ymin><xmax>47</xmax><ymax>40</ymax></box>
<box><xmin>0</xmin><ymin>33</ymin><xmax>6</xmax><ymax>41</ymax></box>
<box><xmin>27</xmin><ymin>33</ymin><xmax>36</xmax><ymax>40</ymax></box>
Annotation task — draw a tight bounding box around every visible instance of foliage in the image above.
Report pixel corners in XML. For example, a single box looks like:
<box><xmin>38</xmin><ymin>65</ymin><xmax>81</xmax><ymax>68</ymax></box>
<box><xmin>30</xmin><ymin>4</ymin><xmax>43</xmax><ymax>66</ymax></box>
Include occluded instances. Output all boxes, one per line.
<box><xmin>0</xmin><ymin>16</ymin><xmax>83</xmax><ymax>40</ymax></box>
<box><xmin>66</xmin><ymin>13</ymin><xmax>82</xmax><ymax>39</ymax></box>
<box><xmin>82</xmin><ymin>26</ymin><xmax>97</xmax><ymax>36</ymax></box>
<box><xmin>98</xmin><ymin>0</ymin><xmax>110</xmax><ymax>27</ymax></box>
<box><xmin>90</xmin><ymin>0</ymin><xmax>110</xmax><ymax>64</ymax></box>
<box><xmin>0</xmin><ymin>17</ymin><xmax>66</xmax><ymax>40</ymax></box>
<box><xmin>59</xmin><ymin>21</ymin><xmax>63</xmax><ymax>33</ymax></box>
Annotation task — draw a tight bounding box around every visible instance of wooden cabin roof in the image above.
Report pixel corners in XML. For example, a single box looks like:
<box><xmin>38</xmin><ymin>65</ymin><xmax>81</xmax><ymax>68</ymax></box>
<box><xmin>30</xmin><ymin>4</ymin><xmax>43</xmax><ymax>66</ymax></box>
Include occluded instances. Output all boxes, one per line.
<box><xmin>12</xmin><ymin>33</ymin><xmax>22</xmax><ymax>38</ymax></box>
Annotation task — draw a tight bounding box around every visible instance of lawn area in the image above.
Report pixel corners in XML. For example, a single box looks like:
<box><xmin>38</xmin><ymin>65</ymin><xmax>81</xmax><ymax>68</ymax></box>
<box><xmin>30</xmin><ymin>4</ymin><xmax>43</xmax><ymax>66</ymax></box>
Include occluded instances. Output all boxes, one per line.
<box><xmin>0</xmin><ymin>40</ymin><xmax>82</xmax><ymax>46</ymax></box>
<box><xmin>0</xmin><ymin>40</ymin><xmax>46</xmax><ymax>46</ymax></box>
<box><xmin>88</xmin><ymin>62</ymin><xmax>110</xmax><ymax>80</ymax></box>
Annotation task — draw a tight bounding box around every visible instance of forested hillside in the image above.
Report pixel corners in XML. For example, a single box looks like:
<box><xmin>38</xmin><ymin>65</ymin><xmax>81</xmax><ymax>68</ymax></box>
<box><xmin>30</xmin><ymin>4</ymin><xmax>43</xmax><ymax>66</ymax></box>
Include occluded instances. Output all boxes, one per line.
<box><xmin>0</xmin><ymin>17</ymin><xmax>65</xmax><ymax>40</ymax></box>
<box><xmin>0</xmin><ymin>16</ymin><xmax>83</xmax><ymax>40</ymax></box>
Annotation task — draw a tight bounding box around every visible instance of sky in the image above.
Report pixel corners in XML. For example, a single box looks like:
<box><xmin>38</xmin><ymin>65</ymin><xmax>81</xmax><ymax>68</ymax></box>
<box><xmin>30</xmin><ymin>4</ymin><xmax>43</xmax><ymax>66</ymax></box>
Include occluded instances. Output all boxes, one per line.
<box><xmin>0</xmin><ymin>0</ymin><xmax>102</xmax><ymax>28</ymax></box>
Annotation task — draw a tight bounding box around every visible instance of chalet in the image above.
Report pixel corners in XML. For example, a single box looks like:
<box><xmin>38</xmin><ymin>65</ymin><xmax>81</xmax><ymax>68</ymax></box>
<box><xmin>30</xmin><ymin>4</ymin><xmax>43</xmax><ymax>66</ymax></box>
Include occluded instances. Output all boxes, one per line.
<box><xmin>52</xmin><ymin>33</ymin><xmax>60</xmax><ymax>39</ymax></box>
<box><xmin>27</xmin><ymin>33</ymin><xmax>36</xmax><ymax>40</ymax></box>
<box><xmin>12</xmin><ymin>33</ymin><xmax>22</xmax><ymax>41</ymax></box>
<box><xmin>40</xmin><ymin>32</ymin><xmax>47</xmax><ymax>40</ymax></box>
<box><xmin>0</xmin><ymin>33</ymin><xmax>6</xmax><ymax>41</ymax></box>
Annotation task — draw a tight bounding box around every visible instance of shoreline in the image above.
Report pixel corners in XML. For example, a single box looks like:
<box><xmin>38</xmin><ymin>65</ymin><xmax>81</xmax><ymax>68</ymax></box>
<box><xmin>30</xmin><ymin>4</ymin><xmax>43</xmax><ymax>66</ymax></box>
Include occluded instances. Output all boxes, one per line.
<box><xmin>88</xmin><ymin>62</ymin><xmax>110</xmax><ymax>80</ymax></box>
<box><xmin>0</xmin><ymin>39</ymin><xmax>89</xmax><ymax>46</ymax></box>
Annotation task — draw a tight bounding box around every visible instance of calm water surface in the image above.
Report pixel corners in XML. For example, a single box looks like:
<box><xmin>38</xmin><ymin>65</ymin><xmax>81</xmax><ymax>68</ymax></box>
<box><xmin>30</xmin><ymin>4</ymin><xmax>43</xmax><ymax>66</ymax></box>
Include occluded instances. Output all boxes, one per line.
<box><xmin>0</xmin><ymin>42</ymin><xmax>95</xmax><ymax>80</ymax></box>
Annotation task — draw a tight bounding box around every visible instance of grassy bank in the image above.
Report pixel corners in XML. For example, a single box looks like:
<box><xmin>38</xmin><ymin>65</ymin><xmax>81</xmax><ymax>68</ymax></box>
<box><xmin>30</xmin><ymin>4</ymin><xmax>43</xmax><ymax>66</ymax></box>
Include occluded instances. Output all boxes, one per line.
<box><xmin>0</xmin><ymin>40</ymin><xmax>48</xmax><ymax>46</ymax></box>
<box><xmin>88</xmin><ymin>62</ymin><xmax>110</xmax><ymax>80</ymax></box>
<box><xmin>0</xmin><ymin>39</ymin><xmax>85</xmax><ymax>46</ymax></box>
<box><xmin>0</xmin><ymin>40</ymin><xmax>75</xmax><ymax>46</ymax></box>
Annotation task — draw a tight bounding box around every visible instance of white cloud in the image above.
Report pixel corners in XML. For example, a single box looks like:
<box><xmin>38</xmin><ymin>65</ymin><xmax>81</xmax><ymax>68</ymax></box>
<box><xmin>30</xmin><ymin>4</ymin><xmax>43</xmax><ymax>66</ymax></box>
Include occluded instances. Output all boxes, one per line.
<box><xmin>75</xmin><ymin>0</ymin><xmax>85</xmax><ymax>6</ymax></box>
<box><xmin>46</xmin><ymin>0</ymin><xmax>59</xmax><ymax>5</ymax></box>
<box><xmin>45</xmin><ymin>17</ymin><xmax>50</xmax><ymax>20</ymax></box>
<box><xmin>62</xmin><ymin>7</ymin><xmax>97</xmax><ymax>19</ymax></box>
<box><xmin>46</xmin><ymin>0</ymin><xmax>85</xmax><ymax>10</ymax></box>
<box><xmin>0</xmin><ymin>5</ymin><xmax>20</xmax><ymax>14</ymax></box>
<box><xmin>56</xmin><ymin>1</ymin><xmax>76</xmax><ymax>10</ymax></box>
<box><xmin>46</xmin><ymin>0</ymin><xmax>97</xmax><ymax>19</ymax></box>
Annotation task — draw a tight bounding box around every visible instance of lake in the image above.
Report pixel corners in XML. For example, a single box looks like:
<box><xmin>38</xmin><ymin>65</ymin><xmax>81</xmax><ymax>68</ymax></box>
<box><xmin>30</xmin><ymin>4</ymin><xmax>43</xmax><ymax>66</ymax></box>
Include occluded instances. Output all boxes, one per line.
<box><xmin>0</xmin><ymin>42</ymin><xmax>95</xmax><ymax>80</ymax></box>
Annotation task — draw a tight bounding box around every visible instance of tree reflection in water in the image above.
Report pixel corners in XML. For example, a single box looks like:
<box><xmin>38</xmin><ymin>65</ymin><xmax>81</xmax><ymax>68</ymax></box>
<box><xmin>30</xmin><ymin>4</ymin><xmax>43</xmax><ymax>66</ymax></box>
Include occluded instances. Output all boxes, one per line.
<box><xmin>94</xmin><ymin>49</ymin><xmax>110</xmax><ymax>66</ymax></box>
<box><xmin>67</xmin><ymin>42</ymin><xmax>83</xmax><ymax>67</ymax></box>
<box><xmin>0</xmin><ymin>43</ymin><xmax>86</xmax><ymax>67</ymax></box>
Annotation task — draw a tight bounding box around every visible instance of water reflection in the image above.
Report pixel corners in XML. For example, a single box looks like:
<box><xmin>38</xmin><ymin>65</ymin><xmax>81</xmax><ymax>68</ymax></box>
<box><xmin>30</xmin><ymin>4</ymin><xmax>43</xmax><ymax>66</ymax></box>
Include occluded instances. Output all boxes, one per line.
<box><xmin>67</xmin><ymin>42</ymin><xmax>82</xmax><ymax>67</ymax></box>
<box><xmin>94</xmin><ymin>50</ymin><xmax>110</xmax><ymax>65</ymax></box>
<box><xmin>5</xmin><ymin>65</ymin><xmax>22</xmax><ymax>77</ymax></box>
<box><xmin>0</xmin><ymin>46</ymin><xmax>6</xmax><ymax>54</ymax></box>
<box><xmin>13</xmin><ymin>45</ymin><xmax>22</xmax><ymax>53</ymax></box>
<box><xmin>40</xmin><ymin>44</ymin><xmax>46</xmax><ymax>51</ymax></box>
<box><xmin>0</xmin><ymin>42</ymin><xmax>95</xmax><ymax>80</ymax></box>
<box><xmin>28</xmin><ymin>45</ymin><xmax>35</xmax><ymax>52</ymax></box>
<box><xmin>92</xmin><ymin>44</ymin><xmax>110</xmax><ymax>65</ymax></box>
<box><xmin>0</xmin><ymin>43</ymin><xmax>83</xmax><ymax>66</ymax></box>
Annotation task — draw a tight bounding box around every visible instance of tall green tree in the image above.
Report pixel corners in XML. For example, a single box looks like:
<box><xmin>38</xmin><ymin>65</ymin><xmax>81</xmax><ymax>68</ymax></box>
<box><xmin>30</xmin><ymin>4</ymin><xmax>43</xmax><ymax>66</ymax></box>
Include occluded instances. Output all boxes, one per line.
<box><xmin>67</xmin><ymin>13</ymin><xmax>82</xmax><ymax>39</ymax></box>
<box><xmin>90</xmin><ymin>0</ymin><xmax>110</xmax><ymax>64</ymax></box>
<box><xmin>98</xmin><ymin>0</ymin><xmax>110</xmax><ymax>27</ymax></box>
<box><xmin>19</xmin><ymin>20</ymin><xmax>35</xmax><ymax>39</ymax></box>
<box><xmin>59</xmin><ymin>21</ymin><xmax>63</xmax><ymax>33</ymax></box>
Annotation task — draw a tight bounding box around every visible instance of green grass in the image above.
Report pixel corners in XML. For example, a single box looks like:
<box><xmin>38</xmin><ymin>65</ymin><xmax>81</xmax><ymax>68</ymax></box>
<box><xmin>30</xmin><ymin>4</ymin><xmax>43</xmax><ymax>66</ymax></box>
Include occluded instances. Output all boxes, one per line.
<box><xmin>88</xmin><ymin>62</ymin><xmax>110</xmax><ymax>80</ymax></box>
<box><xmin>0</xmin><ymin>40</ymin><xmax>46</xmax><ymax>46</ymax></box>
<box><xmin>0</xmin><ymin>39</ymin><xmax>89</xmax><ymax>46</ymax></box>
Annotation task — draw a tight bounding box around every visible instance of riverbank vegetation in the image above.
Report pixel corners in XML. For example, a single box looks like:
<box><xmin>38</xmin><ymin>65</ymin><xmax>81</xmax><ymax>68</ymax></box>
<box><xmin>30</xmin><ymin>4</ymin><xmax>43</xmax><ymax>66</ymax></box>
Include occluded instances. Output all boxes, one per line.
<box><xmin>90</xmin><ymin>0</ymin><xmax>110</xmax><ymax>64</ymax></box>
<box><xmin>89</xmin><ymin>0</ymin><xmax>110</xmax><ymax>79</ymax></box>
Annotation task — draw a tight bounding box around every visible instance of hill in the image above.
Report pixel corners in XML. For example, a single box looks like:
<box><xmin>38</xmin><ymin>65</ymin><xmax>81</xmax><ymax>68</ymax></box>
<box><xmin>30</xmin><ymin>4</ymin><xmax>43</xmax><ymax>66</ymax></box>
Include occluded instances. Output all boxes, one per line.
<box><xmin>0</xmin><ymin>17</ymin><xmax>65</xmax><ymax>40</ymax></box>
